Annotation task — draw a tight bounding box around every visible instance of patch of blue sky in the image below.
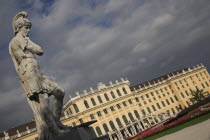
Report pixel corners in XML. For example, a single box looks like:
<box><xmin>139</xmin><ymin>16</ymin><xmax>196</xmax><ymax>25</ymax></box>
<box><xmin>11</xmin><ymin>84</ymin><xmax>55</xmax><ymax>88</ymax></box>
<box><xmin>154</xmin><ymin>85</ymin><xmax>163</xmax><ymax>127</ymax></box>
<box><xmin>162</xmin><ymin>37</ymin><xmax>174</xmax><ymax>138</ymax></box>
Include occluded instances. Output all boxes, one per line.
<box><xmin>94</xmin><ymin>12</ymin><xmax>117</xmax><ymax>28</ymax></box>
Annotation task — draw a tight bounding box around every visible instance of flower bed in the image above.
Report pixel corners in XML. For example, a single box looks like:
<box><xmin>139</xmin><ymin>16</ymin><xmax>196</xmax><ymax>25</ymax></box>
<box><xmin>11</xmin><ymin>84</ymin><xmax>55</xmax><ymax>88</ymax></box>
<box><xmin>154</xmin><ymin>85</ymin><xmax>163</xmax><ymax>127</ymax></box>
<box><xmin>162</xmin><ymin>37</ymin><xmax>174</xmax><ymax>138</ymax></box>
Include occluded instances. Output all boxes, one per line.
<box><xmin>129</xmin><ymin>103</ymin><xmax>210</xmax><ymax>140</ymax></box>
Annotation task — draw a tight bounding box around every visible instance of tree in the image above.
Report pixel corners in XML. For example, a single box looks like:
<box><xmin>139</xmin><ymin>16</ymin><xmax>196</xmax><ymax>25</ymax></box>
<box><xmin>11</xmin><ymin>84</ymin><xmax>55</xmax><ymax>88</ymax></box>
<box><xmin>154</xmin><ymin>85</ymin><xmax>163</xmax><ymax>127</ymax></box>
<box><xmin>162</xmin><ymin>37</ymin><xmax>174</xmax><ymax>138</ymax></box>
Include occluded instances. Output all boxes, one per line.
<box><xmin>190</xmin><ymin>88</ymin><xmax>206</xmax><ymax>104</ymax></box>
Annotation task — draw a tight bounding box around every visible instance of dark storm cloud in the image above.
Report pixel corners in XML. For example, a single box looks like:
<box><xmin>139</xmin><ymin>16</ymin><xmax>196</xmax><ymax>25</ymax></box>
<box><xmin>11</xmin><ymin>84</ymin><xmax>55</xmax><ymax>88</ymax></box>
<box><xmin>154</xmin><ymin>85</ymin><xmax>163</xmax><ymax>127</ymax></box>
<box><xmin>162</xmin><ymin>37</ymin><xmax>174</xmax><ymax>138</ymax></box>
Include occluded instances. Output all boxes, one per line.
<box><xmin>0</xmin><ymin>0</ymin><xmax>210</xmax><ymax>132</ymax></box>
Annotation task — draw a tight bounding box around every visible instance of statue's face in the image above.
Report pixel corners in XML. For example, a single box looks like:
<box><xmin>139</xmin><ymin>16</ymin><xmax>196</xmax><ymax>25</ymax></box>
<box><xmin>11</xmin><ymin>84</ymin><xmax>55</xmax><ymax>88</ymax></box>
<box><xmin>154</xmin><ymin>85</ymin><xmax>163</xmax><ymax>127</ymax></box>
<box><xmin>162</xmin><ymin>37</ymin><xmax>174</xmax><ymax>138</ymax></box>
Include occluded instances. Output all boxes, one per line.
<box><xmin>19</xmin><ymin>25</ymin><xmax>30</xmax><ymax>37</ymax></box>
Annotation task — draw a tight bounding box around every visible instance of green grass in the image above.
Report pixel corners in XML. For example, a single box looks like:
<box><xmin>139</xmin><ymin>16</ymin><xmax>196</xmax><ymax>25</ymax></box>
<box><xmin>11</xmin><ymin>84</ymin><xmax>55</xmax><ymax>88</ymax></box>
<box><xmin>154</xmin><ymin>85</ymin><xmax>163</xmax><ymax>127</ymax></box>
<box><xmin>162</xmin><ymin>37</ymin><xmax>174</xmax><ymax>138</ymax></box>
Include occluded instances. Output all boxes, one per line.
<box><xmin>137</xmin><ymin>112</ymin><xmax>210</xmax><ymax>140</ymax></box>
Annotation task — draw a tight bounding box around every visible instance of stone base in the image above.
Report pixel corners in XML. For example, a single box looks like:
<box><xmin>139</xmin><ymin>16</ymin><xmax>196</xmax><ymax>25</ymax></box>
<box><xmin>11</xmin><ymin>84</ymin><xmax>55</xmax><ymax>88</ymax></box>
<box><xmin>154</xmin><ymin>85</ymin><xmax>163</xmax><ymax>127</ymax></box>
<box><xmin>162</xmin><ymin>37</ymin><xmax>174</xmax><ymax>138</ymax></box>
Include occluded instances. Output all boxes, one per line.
<box><xmin>55</xmin><ymin>127</ymin><xmax>96</xmax><ymax>140</ymax></box>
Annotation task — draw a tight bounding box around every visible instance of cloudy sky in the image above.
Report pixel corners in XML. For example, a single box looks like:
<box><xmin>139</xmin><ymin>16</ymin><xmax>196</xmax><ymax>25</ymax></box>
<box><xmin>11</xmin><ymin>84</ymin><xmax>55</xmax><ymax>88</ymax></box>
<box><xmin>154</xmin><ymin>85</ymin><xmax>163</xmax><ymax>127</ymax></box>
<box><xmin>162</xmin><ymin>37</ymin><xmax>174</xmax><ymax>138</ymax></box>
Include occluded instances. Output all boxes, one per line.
<box><xmin>0</xmin><ymin>0</ymin><xmax>210</xmax><ymax>131</ymax></box>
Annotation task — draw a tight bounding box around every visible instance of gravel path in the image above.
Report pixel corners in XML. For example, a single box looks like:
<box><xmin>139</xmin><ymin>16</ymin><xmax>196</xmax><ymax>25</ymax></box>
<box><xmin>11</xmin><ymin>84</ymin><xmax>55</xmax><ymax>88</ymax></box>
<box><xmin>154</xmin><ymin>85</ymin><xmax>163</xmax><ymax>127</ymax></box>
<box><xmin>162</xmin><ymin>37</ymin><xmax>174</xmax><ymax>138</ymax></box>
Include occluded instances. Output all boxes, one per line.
<box><xmin>156</xmin><ymin>119</ymin><xmax>210</xmax><ymax>140</ymax></box>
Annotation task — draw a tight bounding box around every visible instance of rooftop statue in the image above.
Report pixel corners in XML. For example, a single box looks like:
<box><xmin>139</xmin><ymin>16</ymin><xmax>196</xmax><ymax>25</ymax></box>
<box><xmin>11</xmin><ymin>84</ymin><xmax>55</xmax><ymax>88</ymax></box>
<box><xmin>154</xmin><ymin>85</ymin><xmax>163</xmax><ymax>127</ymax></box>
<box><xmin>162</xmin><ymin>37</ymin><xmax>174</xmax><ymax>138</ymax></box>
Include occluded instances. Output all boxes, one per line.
<box><xmin>9</xmin><ymin>11</ymin><xmax>71</xmax><ymax>140</ymax></box>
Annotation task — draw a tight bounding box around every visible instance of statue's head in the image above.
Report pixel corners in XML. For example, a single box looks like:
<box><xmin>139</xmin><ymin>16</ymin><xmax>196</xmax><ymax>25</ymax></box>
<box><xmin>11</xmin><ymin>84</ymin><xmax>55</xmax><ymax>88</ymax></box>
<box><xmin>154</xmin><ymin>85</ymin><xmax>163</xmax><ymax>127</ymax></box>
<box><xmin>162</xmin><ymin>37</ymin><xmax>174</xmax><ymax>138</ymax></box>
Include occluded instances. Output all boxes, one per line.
<box><xmin>12</xmin><ymin>11</ymin><xmax>32</xmax><ymax>36</ymax></box>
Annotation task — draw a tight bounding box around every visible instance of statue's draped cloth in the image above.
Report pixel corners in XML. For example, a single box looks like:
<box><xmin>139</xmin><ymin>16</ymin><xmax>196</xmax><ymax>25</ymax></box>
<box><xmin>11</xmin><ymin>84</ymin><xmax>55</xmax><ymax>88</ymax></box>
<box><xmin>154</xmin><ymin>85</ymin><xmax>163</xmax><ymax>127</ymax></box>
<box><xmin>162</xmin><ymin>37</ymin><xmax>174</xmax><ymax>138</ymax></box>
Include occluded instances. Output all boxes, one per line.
<box><xmin>9</xmin><ymin>34</ymin><xmax>58</xmax><ymax>100</ymax></box>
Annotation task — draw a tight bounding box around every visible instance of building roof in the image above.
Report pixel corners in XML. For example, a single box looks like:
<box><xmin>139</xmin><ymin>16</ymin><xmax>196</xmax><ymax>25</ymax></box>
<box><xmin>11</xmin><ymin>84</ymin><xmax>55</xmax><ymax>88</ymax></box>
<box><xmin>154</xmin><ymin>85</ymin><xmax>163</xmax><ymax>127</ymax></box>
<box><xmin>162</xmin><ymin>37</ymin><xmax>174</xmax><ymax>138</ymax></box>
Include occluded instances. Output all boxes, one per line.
<box><xmin>129</xmin><ymin>67</ymin><xmax>190</xmax><ymax>92</ymax></box>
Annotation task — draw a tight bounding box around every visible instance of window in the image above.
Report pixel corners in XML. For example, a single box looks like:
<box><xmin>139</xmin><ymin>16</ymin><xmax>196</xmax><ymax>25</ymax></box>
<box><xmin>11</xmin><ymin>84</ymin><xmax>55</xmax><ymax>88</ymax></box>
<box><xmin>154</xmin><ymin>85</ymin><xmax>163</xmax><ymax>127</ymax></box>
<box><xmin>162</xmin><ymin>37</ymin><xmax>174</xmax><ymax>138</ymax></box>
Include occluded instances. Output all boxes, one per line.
<box><xmin>84</xmin><ymin>100</ymin><xmax>90</xmax><ymax>109</ymax></box>
<box><xmin>97</xmin><ymin>111</ymin><xmax>102</xmax><ymax>116</ymax></box>
<box><xmin>166</xmin><ymin>99</ymin><xmax>170</xmax><ymax>105</ymax></box>
<box><xmin>103</xmin><ymin>109</ymin><xmax>108</xmax><ymax>114</ymax></box>
<box><xmin>141</xmin><ymin>109</ymin><xmax>146</xmax><ymax>115</ymax></box>
<box><xmin>79</xmin><ymin>118</ymin><xmax>83</xmax><ymax>124</ymax></box>
<box><xmin>179</xmin><ymin>80</ymin><xmax>182</xmax><ymax>84</ymax></box>
<box><xmin>185</xmin><ymin>90</ymin><xmax>189</xmax><ymax>96</ymax></box>
<box><xmin>171</xmin><ymin>108</ymin><xmax>175</xmax><ymax>114</ymax></box>
<box><xmin>170</xmin><ymin>97</ymin><xmax>174</xmax><ymax>103</ymax></box>
<box><xmin>73</xmin><ymin>104</ymin><xmax>79</xmax><ymax>113</ymax></box>
<box><xmin>98</xmin><ymin>96</ymin><xmax>103</xmax><ymax>103</ymax></box>
<box><xmin>160</xmin><ymin>88</ymin><xmax>163</xmax><ymax>92</ymax></box>
<box><xmin>135</xmin><ymin>97</ymin><xmax>139</xmax><ymax>102</ymax></box>
<box><xmin>116</xmin><ymin>104</ymin><xmax>121</xmax><ymax>109</ymax></box>
<box><xmin>91</xmin><ymin>98</ymin><xmax>96</xmax><ymax>106</ymax></box>
<box><xmin>146</xmin><ymin>94</ymin><xmax>149</xmax><ymax>98</ymax></box>
<box><xmin>147</xmin><ymin>107</ymin><xmax>151</xmax><ymax>113</ymax></box>
<box><xmin>156</xmin><ymin>103</ymin><xmax>161</xmax><ymax>109</ymax></box>
<box><xmin>175</xmin><ymin>82</ymin><xmax>178</xmax><ymax>86</ymax></box>
<box><xmin>141</xmin><ymin>96</ymin><xmax>144</xmax><ymax>100</ymax></box>
<box><xmin>174</xmin><ymin>95</ymin><xmax>179</xmax><ymax>101</ymax></box>
<box><xmin>180</xmin><ymin>92</ymin><xmax>185</xmax><ymax>98</ymax></box>
<box><xmin>116</xmin><ymin>89</ymin><xmax>122</xmax><ymax>96</ymax></box>
<box><xmin>205</xmin><ymin>82</ymin><xmax>209</xmax><ymax>87</ymax></box>
<box><xmin>90</xmin><ymin>114</ymin><xmax>95</xmax><ymax>120</ymax></box>
<box><xmin>122</xmin><ymin>87</ymin><xmax>128</xmax><ymax>94</ymax></box>
<box><xmin>153</xmin><ymin>97</ymin><xmax>156</xmax><ymax>100</ymax></box>
<box><xmin>122</xmin><ymin>115</ymin><xmax>129</xmax><ymax>124</ymax></box>
<box><xmin>151</xmin><ymin>92</ymin><xmax>154</xmax><ymax>96</ymax></box>
<box><xmin>201</xmin><ymin>84</ymin><xmax>205</xmax><ymax>88</ymax></box>
<box><xmin>103</xmin><ymin>123</ymin><xmax>109</xmax><ymax>133</ymax></box>
<box><xmin>156</xmin><ymin>90</ymin><xmax>159</xmax><ymax>94</ymax></box>
<box><xmin>111</xmin><ymin>91</ymin><xmax>116</xmax><ymax>99</ymax></box>
<box><xmin>110</xmin><ymin>106</ymin><xmax>115</xmax><ymax>111</ymax></box>
<box><xmin>109</xmin><ymin>121</ymin><xmax>116</xmax><ymax>130</ymax></box>
<box><xmin>96</xmin><ymin>126</ymin><xmax>102</xmax><ymax>136</ymax></box>
<box><xmin>161</xmin><ymin>101</ymin><xmax>165</xmax><ymax>107</ymax></box>
<box><xmin>116</xmin><ymin>118</ymin><xmax>122</xmax><ymax>127</ymax></box>
<box><xmin>164</xmin><ymin>87</ymin><xmax>168</xmax><ymax>91</ymax></box>
<box><xmin>128</xmin><ymin>113</ymin><xmax>134</xmax><ymax>121</ymax></box>
<box><xmin>122</xmin><ymin>101</ymin><xmax>127</xmax><ymax>106</ymax></box>
<box><xmin>134</xmin><ymin>110</ymin><xmax>140</xmax><ymax>119</ymax></box>
<box><xmin>152</xmin><ymin>105</ymin><xmax>156</xmax><ymax>111</ymax></box>
<box><xmin>104</xmin><ymin>93</ymin><xmax>110</xmax><ymax>101</ymax></box>
<box><xmin>128</xmin><ymin>99</ymin><xmax>133</xmax><ymax>104</ymax></box>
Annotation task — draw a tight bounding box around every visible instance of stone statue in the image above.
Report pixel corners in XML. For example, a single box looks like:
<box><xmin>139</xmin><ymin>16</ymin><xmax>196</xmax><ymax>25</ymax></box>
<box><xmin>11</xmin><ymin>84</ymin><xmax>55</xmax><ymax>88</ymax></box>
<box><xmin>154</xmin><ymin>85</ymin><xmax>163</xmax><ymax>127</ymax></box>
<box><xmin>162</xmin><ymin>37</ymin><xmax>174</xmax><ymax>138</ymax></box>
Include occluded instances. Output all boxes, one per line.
<box><xmin>9</xmin><ymin>11</ymin><xmax>71</xmax><ymax>140</ymax></box>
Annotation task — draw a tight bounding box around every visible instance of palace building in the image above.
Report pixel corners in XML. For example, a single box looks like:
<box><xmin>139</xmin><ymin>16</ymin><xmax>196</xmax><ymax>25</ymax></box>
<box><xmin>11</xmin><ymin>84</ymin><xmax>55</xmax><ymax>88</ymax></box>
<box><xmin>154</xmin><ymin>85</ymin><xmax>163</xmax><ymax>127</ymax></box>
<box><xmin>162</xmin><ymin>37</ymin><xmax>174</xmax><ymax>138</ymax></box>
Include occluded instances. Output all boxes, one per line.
<box><xmin>0</xmin><ymin>64</ymin><xmax>210</xmax><ymax>140</ymax></box>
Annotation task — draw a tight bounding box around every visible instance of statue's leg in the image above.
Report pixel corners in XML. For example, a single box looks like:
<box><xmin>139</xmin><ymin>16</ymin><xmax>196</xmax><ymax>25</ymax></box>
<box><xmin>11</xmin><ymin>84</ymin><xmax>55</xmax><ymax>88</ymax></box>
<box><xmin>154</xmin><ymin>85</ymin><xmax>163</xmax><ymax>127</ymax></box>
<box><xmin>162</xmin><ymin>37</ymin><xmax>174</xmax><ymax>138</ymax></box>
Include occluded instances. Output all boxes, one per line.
<box><xmin>51</xmin><ymin>86</ymin><xmax>71</xmax><ymax>129</ymax></box>
<box><xmin>38</xmin><ymin>93</ymin><xmax>68</xmax><ymax>135</ymax></box>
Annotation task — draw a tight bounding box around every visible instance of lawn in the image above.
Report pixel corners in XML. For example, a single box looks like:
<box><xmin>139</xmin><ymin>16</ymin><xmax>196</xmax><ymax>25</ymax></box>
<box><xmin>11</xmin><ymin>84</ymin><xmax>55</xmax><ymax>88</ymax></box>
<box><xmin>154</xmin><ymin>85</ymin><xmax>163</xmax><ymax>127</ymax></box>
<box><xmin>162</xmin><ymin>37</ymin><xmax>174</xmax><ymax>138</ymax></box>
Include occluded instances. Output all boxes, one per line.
<box><xmin>137</xmin><ymin>111</ymin><xmax>210</xmax><ymax>140</ymax></box>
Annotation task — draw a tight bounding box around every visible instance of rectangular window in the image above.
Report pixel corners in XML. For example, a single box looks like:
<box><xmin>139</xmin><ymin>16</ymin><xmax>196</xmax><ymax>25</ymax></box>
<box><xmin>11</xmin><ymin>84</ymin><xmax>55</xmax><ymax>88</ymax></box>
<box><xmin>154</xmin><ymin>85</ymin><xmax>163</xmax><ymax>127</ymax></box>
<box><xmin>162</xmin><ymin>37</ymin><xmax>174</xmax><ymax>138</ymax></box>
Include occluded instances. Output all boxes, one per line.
<box><xmin>152</xmin><ymin>105</ymin><xmax>156</xmax><ymax>111</ymax></box>
<box><xmin>156</xmin><ymin>90</ymin><xmax>159</xmax><ymax>94</ymax></box>
<box><xmin>90</xmin><ymin>114</ymin><xmax>95</xmax><ymax>119</ymax></box>
<box><xmin>170</xmin><ymin>97</ymin><xmax>174</xmax><ymax>103</ymax></box>
<box><xmin>179</xmin><ymin>80</ymin><xmax>182</xmax><ymax>84</ymax></box>
<box><xmin>161</xmin><ymin>101</ymin><xmax>165</xmax><ymax>107</ymax></box>
<box><xmin>175</xmin><ymin>82</ymin><xmax>178</xmax><ymax>86</ymax></box>
<box><xmin>166</xmin><ymin>99</ymin><xmax>170</xmax><ymax>105</ymax></box>
<box><xmin>146</xmin><ymin>94</ymin><xmax>149</xmax><ymax>98</ymax></box>
<box><xmin>156</xmin><ymin>103</ymin><xmax>161</xmax><ymax>109</ymax></box>
<box><xmin>169</xmin><ymin>85</ymin><xmax>172</xmax><ymax>89</ymax></box>
<box><xmin>147</xmin><ymin>107</ymin><xmax>151</xmax><ymax>113</ymax></box>
<box><xmin>153</xmin><ymin>97</ymin><xmax>156</xmax><ymax>100</ymax></box>
<box><xmin>122</xmin><ymin>101</ymin><xmax>127</xmax><ymax>106</ymax></box>
<box><xmin>116</xmin><ymin>104</ymin><xmax>121</xmax><ymax>109</ymax></box>
<box><xmin>185</xmin><ymin>90</ymin><xmax>189</xmax><ymax>96</ymax></box>
<box><xmin>103</xmin><ymin>109</ymin><xmax>108</xmax><ymax>114</ymax></box>
<box><xmin>180</xmin><ymin>92</ymin><xmax>185</xmax><ymax>98</ymax></box>
<box><xmin>164</xmin><ymin>87</ymin><xmax>168</xmax><ymax>91</ymax></box>
<box><xmin>141</xmin><ymin>109</ymin><xmax>146</xmax><ymax>115</ymax></box>
<box><xmin>171</xmin><ymin>108</ymin><xmax>175</xmax><ymax>114</ymax></box>
<box><xmin>97</xmin><ymin>111</ymin><xmax>102</xmax><ymax>116</ymax></box>
<box><xmin>141</xmin><ymin>96</ymin><xmax>144</xmax><ymax>100</ymax></box>
<box><xmin>151</xmin><ymin>92</ymin><xmax>154</xmax><ymax>96</ymax></box>
<box><xmin>174</xmin><ymin>95</ymin><xmax>179</xmax><ymax>101</ymax></box>
<box><xmin>206</xmin><ymin>82</ymin><xmax>209</xmax><ymax>87</ymax></box>
<box><xmin>201</xmin><ymin>83</ymin><xmax>205</xmax><ymax>88</ymax></box>
<box><xmin>128</xmin><ymin>99</ymin><xmax>133</xmax><ymax>104</ymax></box>
<box><xmin>160</xmin><ymin>88</ymin><xmax>163</xmax><ymax>92</ymax></box>
<box><xmin>110</xmin><ymin>106</ymin><xmax>115</xmax><ymax>111</ymax></box>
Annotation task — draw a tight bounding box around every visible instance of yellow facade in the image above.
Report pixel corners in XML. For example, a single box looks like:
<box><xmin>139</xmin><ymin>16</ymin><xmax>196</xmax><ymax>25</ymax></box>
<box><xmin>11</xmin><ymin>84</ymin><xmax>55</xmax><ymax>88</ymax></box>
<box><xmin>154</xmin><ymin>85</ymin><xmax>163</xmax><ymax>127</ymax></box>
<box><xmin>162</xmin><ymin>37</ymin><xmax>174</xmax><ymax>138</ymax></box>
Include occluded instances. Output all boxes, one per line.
<box><xmin>1</xmin><ymin>65</ymin><xmax>210</xmax><ymax>140</ymax></box>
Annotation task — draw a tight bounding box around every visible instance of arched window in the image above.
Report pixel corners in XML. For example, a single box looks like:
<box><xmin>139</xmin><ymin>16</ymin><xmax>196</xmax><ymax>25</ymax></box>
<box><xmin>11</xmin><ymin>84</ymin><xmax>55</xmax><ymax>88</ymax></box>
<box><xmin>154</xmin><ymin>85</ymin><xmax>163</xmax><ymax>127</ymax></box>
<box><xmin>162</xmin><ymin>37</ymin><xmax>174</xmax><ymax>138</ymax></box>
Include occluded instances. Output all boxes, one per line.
<box><xmin>109</xmin><ymin>121</ymin><xmax>116</xmax><ymax>130</ymax></box>
<box><xmin>103</xmin><ymin>123</ymin><xmax>109</xmax><ymax>133</ymax></box>
<box><xmin>91</xmin><ymin>98</ymin><xmax>96</xmax><ymax>106</ymax></box>
<box><xmin>116</xmin><ymin>118</ymin><xmax>122</xmax><ymax>127</ymax></box>
<box><xmin>122</xmin><ymin>115</ymin><xmax>129</xmax><ymax>124</ymax></box>
<box><xmin>73</xmin><ymin>104</ymin><xmax>79</xmax><ymax>113</ymax></box>
<box><xmin>111</xmin><ymin>91</ymin><xmax>116</xmax><ymax>99</ymax></box>
<box><xmin>122</xmin><ymin>87</ymin><xmax>128</xmax><ymax>94</ymax></box>
<box><xmin>95</xmin><ymin>126</ymin><xmax>102</xmax><ymax>136</ymax></box>
<box><xmin>116</xmin><ymin>89</ymin><xmax>122</xmax><ymax>96</ymax></box>
<box><xmin>134</xmin><ymin>110</ymin><xmax>140</xmax><ymax>119</ymax></box>
<box><xmin>98</xmin><ymin>96</ymin><xmax>103</xmax><ymax>103</ymax></box>
<box><xmin>84</xmin><ymin>100</ymin><xmax>89</xmax><ymax>109</ymax></box>
<box><xmin>128</xmin><ymin>113</ymin><xmax>134</xmax><ymax>121</ymax></box>
<box><xmin>104</xmin><ymin>93</ymin><xmax>110</xmax><ymax>101</ymax></box>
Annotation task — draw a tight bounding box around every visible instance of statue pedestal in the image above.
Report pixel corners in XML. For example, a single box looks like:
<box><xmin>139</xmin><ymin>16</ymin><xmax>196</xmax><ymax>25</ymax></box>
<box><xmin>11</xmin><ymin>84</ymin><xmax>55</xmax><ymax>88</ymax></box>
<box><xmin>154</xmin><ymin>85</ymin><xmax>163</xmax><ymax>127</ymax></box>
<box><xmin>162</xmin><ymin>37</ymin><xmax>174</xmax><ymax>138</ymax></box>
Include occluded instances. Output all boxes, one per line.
<box><xmin>55</xmin><ymin>127</ymin><xmax>96</xmax><ymax>140</ymax></box>
<box><xmin>55</xmin><ymin>121</ymin><xmax>109</xmax><ymax>140</ymax></box>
